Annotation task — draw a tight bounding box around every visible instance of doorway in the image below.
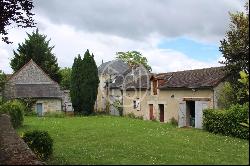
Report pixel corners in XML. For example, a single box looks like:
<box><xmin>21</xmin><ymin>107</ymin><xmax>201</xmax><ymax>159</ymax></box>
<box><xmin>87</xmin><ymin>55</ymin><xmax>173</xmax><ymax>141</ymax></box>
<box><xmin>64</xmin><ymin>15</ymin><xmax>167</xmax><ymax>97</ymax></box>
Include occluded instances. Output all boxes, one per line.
<box><xmin>36</xmin><ymin>103</ymin><xmax>43</xmax><ymax>116</ymax></box>
<box><xmin>186</xmin><ymin>101</ymin><xmax>195</xmax><ymax>127</ymax></box>
<box><xmin>149</xmin><ymin>104</ymin><xmax>153</xmax><ymax>120</ymax></box>
<box><xmin>159</xmin><ymin>104</ymin><xmax>164</xmax><ymax>122</ymax></box>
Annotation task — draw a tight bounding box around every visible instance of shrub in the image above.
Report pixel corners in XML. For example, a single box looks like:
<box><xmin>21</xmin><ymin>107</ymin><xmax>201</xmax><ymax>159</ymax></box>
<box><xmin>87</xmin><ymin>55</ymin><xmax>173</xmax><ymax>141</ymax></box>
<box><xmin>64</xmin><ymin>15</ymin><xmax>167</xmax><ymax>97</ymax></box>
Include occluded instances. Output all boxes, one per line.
<box><xmin>24</xmin><ymin>110</ymin><xmax>37</xmax><ymax>116</ymax></box>
<box><xmin>126</xmin><ymin>112</ymin><xmax>136</xmax><ymax>119</ymax></box>
<box><xmin>217</xmin><ymin>82</ymin><xmax>238</xmax><ymax>109</ymax></box>
<box><xmin>18</xmin><ymin>98</ymin><xmax>37</xmax><ymax>115</ymax></box>
<box><xmin>44</xmin><ymin>111</ymin><xmax>65</xmax><ymax>118</ymax></box>
<box><xmin>0</xmin><ymin>100</ymin><xmax>25</xmax><ymax>128</ymax></box>
<box><xmin>22</xmin><ymin>130</ymin><xmax>53</xmax><ymax>161</ymax></box>
<box><xmin>125</xmin><ymin>112</ymin><xmax>143</xmax><ymax>120</ymax></box>
<box><xmin>203</xmin><ymin>103</ymin><xmax>249</xmax><ymax>139</ymax></box>
<box><xmin>170</xmin><ymin>117</ymin><xmax>178</xmax><ymax>126</ymax></box>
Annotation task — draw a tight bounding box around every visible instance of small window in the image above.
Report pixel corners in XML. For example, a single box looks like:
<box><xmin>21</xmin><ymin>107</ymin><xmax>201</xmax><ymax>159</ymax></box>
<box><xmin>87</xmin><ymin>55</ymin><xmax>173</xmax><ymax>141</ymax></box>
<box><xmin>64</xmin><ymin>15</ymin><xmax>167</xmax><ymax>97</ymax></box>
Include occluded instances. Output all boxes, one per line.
<box><xmin>133</xmin><ymin>99</ymin><xmax>140</xmax><ymax>111</ymax></box>
<box><xmin>153</xmin><ymin>80</ymin><xmax>158</xmax><ymax>95</ymax></box>
<box><xmin>133</xmin><ymin>100</ymin><xmax>137</xmax><ymax>109</ymax></box>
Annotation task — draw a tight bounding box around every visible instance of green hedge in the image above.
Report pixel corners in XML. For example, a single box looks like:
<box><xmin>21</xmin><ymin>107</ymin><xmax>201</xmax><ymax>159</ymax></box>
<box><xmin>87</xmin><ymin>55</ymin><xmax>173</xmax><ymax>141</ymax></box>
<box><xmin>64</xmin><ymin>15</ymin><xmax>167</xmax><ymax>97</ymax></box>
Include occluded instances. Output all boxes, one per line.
<box><xmin>203</xmin><ymin>103</ymin><xmax>249</xmax><ymax>139</ymax></box>
<box><xmin>23</xmin><ymin>130</ymin><xmax>53</xmax><ymax>160</ymax></box>
<box><xmin>0</xmin><ymin>100</ymin><xmax>25</xmax><ymax>128</ymax></box>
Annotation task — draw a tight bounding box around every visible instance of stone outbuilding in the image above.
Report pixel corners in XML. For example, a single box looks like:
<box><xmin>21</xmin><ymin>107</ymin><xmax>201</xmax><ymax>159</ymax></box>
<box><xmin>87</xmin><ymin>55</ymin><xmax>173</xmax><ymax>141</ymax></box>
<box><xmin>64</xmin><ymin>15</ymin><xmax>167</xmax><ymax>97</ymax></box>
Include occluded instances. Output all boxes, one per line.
<box><xmin>4</xmin><ymin>59</ymin><xmax>72</xmax><ymax>115</ymax></box>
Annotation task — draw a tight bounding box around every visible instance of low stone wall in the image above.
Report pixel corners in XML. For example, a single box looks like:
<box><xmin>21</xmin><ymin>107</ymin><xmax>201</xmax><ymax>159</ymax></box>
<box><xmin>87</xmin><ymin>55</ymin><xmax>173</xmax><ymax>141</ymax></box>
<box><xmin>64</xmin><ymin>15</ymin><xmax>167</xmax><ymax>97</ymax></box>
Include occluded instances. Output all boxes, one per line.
<box><xmin>0</xmin><ymin>114</ymin><xmax>44</xmax><ymax>165</ymax></box>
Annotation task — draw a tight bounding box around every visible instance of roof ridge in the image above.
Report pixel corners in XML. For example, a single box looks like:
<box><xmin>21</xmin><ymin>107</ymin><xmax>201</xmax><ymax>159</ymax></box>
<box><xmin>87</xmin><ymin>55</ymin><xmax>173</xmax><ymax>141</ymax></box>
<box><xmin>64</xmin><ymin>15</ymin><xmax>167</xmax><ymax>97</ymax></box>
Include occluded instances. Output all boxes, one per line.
<box><xmin>155</xmin><ymin>66</ymin><xmax>225</xmax><ymax>75</ymax></box>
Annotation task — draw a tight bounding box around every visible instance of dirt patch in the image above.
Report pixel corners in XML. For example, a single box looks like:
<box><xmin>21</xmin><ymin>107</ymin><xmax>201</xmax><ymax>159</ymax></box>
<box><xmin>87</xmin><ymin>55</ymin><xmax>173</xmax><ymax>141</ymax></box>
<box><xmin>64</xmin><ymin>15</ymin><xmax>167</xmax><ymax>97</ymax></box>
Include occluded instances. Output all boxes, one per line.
<box><xmin>0</xmin><ymin>114</ymin><xmax>44</xmax><ymax>165</ymax></box>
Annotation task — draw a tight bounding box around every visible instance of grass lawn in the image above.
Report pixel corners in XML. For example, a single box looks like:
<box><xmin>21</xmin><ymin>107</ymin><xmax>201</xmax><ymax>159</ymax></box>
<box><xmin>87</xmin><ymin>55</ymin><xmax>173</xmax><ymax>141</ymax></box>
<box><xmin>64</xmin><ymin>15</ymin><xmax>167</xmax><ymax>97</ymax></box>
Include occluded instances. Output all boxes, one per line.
<box><xmin>17</xmin><ymin>116</ymin><xmax>249</xmax><ymax>165</ymax></box>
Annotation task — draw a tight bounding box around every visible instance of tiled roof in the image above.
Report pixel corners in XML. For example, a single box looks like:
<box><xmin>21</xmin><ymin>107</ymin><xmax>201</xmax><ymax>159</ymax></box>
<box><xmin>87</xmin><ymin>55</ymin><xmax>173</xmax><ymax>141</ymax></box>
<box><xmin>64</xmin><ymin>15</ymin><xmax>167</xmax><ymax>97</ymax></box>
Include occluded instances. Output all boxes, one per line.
<box><xmin>157</xmin><ymin>66</ymin><xmax>227</xmax><ymax>89</ymax></box>
<box><xmin>98</xmin><ymin>59</ymin><xmax>129</xmax><ymax>75</ymax></box>
<box><xmin>109</xmin><ymin>66</ymin><xmax>151</xmax><ymax>90</ymax></box>
<box><xmin>15</xmin><ymin>84</ymin><xmax>63</xmax><ymax>98</ymax></box>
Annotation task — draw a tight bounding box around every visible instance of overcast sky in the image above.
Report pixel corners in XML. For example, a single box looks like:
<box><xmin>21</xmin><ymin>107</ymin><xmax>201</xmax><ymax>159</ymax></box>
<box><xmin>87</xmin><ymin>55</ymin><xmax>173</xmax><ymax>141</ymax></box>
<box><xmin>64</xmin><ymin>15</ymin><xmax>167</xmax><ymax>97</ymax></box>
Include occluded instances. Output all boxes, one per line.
<box><xmin>0</xmin><ymin>0</ymin><xmax>246</xmax><ymax>74</ymax></box>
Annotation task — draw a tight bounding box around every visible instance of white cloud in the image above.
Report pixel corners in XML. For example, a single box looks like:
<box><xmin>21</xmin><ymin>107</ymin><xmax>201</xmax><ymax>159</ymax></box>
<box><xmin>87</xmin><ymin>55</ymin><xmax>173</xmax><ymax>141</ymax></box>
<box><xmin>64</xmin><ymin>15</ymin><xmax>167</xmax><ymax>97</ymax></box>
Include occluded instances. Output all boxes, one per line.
<box><xmin>34</xmin><ymin>0</ymin><xmax>245</xmax><ymax>43</ymax></box>
<box><xmin>0</xmin><ymin>15</ymin><xmax>223</xmax><ymax>74</ymax></box>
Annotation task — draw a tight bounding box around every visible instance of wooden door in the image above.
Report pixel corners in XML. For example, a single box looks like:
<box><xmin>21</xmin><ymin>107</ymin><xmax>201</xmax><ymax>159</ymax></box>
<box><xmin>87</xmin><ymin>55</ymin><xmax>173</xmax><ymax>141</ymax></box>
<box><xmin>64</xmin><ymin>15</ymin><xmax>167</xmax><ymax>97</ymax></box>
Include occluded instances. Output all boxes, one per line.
<box><xmin>149</xmin><ymin>104</ymin><xmax>153</xmax><ymax>120</ymax></box>
<box><xmin>178</xmin><ymin>101</ymin><xmax>186</xmax><ymax>127</ymax></box>
<box><xmin>195</xmin><ymin>101</ymin><xmax>208</xmax><ymax>129</ymax></box>
<box><xmin>36</xmin><ymin>103</ymin><xmax>43</xmax><ymax>116</ymax></box>
<box><xmin>159</xmin><ymin>104</ymin><xmax>164</xmax><ymax>122</ymax></box>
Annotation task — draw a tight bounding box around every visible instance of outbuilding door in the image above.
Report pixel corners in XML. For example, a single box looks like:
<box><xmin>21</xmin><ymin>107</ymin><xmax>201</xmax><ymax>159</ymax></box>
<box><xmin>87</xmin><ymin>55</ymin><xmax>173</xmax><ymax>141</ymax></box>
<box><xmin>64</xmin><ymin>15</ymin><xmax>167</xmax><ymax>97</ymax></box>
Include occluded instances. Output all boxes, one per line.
<box><xmin>159</xmin><ymin>104</ymin><xmax>164</xmax><ymax>122</ymax></box>
<box><xmin>178</xmin><ymin>101</ymin><xmax>186</xmax><ymax>127</ymax></box>
<box><xmin>36</xmin><ymin>103</ymin><xmax>43</xmax><ymax>116</ymax></box>
<box><xmin>195</xmin><ymin>101</ymin><xmax>208</xmax><ymax>129</ymax></box>
<box><xmin>149</xmin><ymin>104</ymin><xmax>153</xmax><ymax>120</ymax></box>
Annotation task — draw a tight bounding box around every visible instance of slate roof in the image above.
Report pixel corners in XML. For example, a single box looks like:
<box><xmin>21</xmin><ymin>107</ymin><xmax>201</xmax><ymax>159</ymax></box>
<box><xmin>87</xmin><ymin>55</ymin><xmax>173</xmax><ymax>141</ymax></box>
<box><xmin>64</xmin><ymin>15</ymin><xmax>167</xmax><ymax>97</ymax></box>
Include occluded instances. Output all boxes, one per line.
<box><xmin>98</xmin><ymin>59</ymin><xmax>129</xmax><ymax>75</ymax></box>
<box><xmin>109</xmin><ymin>67</ymin><xmax>151</xmax><ymax>90</ymax></box>
<box><xmin>14</xmin><ymin>84</ymin><xmax>62</xmax><ymax>98</ymax></box>
<box><xmin>155</xmin><ymin>66</ymin><xmax>227</xmax><ymax>89</ymax></box>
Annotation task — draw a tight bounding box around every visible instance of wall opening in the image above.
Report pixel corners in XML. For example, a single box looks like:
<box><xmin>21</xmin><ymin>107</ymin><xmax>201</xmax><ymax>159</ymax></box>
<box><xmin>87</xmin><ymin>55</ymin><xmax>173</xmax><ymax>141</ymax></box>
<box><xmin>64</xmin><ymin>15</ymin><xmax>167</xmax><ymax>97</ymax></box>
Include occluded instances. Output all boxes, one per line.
<box><xmin>186</xmin><ymin>101</ymin><xmax>195</xmax><ymax>127</ymax></box>
<box><xmin>159</xmin><ymin>104</ymin><xmax>164</xmax><ymax>122</ymax></box>
<box><xmin>149</xmin><ymin>104</ymin><xmax>154</xmax><ymax>120</ymax></box>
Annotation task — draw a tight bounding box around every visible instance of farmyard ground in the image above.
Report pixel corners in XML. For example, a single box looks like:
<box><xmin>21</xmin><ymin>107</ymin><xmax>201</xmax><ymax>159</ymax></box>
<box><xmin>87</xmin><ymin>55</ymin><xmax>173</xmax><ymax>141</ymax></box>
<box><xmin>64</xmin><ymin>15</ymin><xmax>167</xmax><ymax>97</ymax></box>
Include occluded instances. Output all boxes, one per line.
<box><xmin>18</xmin><ymin>116</ymin><xmax>249</xmax><ymax>165</ymax></box>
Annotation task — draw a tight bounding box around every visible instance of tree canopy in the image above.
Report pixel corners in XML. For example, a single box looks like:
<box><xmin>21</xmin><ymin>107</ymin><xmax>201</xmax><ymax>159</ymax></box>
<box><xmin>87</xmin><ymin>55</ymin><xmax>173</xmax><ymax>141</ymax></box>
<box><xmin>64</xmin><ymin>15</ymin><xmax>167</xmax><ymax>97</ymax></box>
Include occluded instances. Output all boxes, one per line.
<box><xmin>70</xmin><ymin>50</ymin><xmax>99</xmax><ymax>115</ymax></box>
<box><xmin>218</xmin><ymin>2</ymin><xmax>249</xmax><ymax>106</ymax></box>
<box><xmin>116</xmin><ymin>51</ymin><xmax>152</xmax><ymax>72</ymax></box>
<box><xmin>10</xmin><ymin>29</ymin><xmax>61</xmax><ymax>83</ymax></box>
<box><xmin>0</xmin><ymin>70</ymin><xmax>7</xmax><ymax>93</ymax></box>
<box><xmin>59</xmin><ymin>67</ymin><xmax>72</xmax><ymax>90</ymax></box>
<box><xmin>219</xmin><ymin>2</ymin><xmax>249</xmax><ymax>81</ymax></box>
<box><xmin>0</xmin><ymin>0</ymin><xmax>36</xmax><ymax>44</ymax></box>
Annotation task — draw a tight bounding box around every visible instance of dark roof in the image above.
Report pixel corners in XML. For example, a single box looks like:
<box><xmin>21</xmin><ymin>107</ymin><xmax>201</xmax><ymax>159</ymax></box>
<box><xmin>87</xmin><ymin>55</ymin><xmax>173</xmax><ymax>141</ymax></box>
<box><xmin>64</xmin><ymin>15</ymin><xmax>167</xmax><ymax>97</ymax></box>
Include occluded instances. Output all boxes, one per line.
<box><xmin>109</xmin><ymin>66</ymin><xmax>151</xmax><ymax>90</ymax></box>
<box><xmin>98</xmin><ymin>59</ymin><xmax>129</xmax><ymax>75</ymax></box>
<box><xmin>157</xmin><ymin>66</ymin><xmax>227</xmax><ymax>89</ymax></box>
<box><xmin>125</xmin><ymin>75</ymin><xmax>151</xmax><ymax>90</ymax></box>
<box><xmin>14</xmin><ymin>84</ymin><xmax>62</xmax><ymax>98</ymax></box>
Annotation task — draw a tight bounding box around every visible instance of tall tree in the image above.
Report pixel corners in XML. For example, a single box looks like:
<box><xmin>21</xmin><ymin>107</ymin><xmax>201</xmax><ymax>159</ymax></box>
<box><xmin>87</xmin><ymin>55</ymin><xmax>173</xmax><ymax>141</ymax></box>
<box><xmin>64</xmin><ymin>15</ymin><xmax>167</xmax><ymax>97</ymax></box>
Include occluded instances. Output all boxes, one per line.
<box><xmin>59</xmin><ymin>67</ymin><xmax>72</xmax><ymax>90</ymax></box>
<box><xmin>70</xmin><ymin>50</ymin><xmax>99</xmax><ymax>115</ymax></box>
<box><xmin>116</xmin><ymin>51</ymin><xmax>152</xmax><ymax>72</ymax></box>
<box><xmin>70</xmin><ymin>55</ymin><xmax>82</xmax><ymax>113</ymax></box>
<box><xmin>219</xmin><ymin>2</ymin><xmax>249</xmax><ymax>82</ymax></box>
<box><xmin>0</xmin><ymin>0</ymin><xmax>36</xmax><ymax>44</ymax></box>
<box><xmin>10</xmin><ymin>29</ymin><xmax>61</xmax><ymax>83</ymax></box>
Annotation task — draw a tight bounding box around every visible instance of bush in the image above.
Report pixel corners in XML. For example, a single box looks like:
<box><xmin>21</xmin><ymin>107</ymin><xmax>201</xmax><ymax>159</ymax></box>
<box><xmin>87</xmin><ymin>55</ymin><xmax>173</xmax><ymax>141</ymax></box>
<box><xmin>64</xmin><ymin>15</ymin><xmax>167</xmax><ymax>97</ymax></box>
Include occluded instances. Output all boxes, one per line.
<box><xmin>125</xmin><ymin>112</ymin><xmax>143</xmax><ymax>120</ymax></box>
<box><xmin>22</xmin><ymin>130</ymin><xmax>53</xmax><ymax>161</ymax></box>
<box><xmin>18</xmin><ymin>98</ymin><xmax>37</xmax><ymax>115</ymax></box>
<box><xmin>24</xmin><ymin>110</ymin><xmax>37</xmax><ymax>116</ymax></box>
<box><xmin>0</xmin><ymin>100</ymin><xmax>25</xmax><ymax>128</ymax></box>
<box><xmin>44</xmin><ymin>111</ymin><xmax>65</xmax><ymax>118</ymax></box>
<box><xmin>203</xmin><ymin>103</ymin><xmax>249</xmax><ymax>139</ymax></box>
<box><xmin>170</xmin><ymin>117</ymin><xmax>178</xmax><ymax>126</ymax></box>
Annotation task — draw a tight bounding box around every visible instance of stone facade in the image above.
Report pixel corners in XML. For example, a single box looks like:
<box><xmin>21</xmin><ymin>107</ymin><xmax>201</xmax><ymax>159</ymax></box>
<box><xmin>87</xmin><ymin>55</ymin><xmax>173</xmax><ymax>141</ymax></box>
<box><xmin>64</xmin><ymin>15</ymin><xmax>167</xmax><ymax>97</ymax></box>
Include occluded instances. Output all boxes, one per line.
<box><xmin>3</xmin><ymin>59</ymin><xmax>72</xmax><ymax>114</ymax></box>
<box><xmin>123</xmin><ymin>82</ymin><xmax>223</xmax><ymax>127</ymax></box>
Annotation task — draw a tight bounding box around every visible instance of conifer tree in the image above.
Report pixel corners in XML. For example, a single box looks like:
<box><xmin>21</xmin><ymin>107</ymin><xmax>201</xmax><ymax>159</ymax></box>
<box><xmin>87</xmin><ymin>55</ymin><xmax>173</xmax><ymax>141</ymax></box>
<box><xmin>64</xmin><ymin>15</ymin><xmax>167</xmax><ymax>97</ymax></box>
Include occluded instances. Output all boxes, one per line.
<box><xmin>10</xmin><ymin>29</ymin><xmax>61</xmax><ymax>83</ymax></box>
<box><xmin>70</xmin><ymin>50</ymin><xmax>99</xmax><ymax>115</ymax></box>
<box><xmin>70</xmin><ymin>55</ymin><xmax>82</xmax><ymax>113</ymax></box>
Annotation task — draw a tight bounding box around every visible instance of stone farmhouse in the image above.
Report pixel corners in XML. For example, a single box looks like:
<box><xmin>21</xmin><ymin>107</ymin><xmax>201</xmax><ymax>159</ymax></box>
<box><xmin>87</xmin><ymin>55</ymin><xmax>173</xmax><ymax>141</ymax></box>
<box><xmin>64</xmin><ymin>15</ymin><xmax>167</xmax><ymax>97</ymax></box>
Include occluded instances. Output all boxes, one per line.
<box><xmin>96</xmin><ymin>59</ymin><xmax>129</xmax><ymax>115</ymax></box>
<box><xmin>102</xmin><ymin>65</ymin><xmax>226</xmax><ymax>129</ymax></box>
<box><xmin>3</xmin><ymin>59</ymin><xmax>72</xmax><ymax>116</ymax></box>
<box><xmin>3</xmin><ymin>58</ymin><xmax>226</xmax><ymax>128</ymax></box>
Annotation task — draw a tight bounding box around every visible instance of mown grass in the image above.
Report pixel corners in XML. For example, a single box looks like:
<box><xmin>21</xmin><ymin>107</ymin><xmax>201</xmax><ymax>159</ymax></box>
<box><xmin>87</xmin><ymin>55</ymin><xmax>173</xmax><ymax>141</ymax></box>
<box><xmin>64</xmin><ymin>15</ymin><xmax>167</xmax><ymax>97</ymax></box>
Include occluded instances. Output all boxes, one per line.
<box><xmin>17</xmin><ymin>116</ymin><xmax>249</xmax><ymax>165</ymax></box>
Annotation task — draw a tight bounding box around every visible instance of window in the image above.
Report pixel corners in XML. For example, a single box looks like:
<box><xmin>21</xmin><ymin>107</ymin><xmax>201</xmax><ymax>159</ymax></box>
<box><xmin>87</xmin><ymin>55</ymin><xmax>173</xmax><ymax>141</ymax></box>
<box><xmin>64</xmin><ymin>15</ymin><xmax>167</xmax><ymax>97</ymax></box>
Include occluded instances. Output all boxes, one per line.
<box><xmin>133</xmin><ymin>99</ymin><xmax>140</xmax><ymax>111</ymax></box>
<box><xmin>133</xmin><ymin>100</ymin><xmax>137</xmax><ymax>109</ymax></box>
<box><xmin>153</xmin><ymin>80</ymin><xmax>158</xmax><ymax>95</ymax></box>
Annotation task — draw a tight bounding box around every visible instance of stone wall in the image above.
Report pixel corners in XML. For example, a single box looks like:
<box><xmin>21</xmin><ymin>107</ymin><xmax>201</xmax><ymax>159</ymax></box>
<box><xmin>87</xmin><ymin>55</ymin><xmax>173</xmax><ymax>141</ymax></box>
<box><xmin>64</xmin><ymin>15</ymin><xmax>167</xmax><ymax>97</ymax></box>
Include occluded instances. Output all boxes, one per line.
<box><xmin>0</xmin><ymin>114</ymin><xmax>44</xmax><ymax>165</ymax></box>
